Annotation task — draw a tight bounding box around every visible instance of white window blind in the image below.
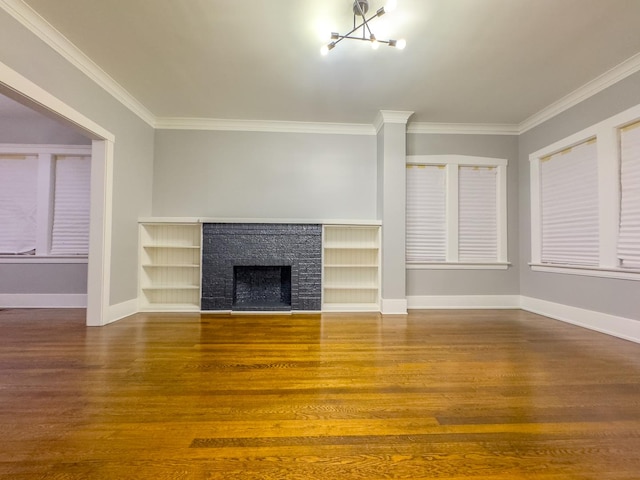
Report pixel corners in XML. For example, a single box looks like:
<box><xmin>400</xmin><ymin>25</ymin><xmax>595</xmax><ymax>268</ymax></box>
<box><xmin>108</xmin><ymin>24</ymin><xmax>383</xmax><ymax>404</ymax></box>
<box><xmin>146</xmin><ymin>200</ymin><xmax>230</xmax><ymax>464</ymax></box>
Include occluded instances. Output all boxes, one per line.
<box><xmin>459</xmin><ymin>166</ymin><xmax>497</xmax><ymax>261</ymax></box>
<box><xmin>50</xmin><ymin>155</ymin><xmax>91</xmax><ymax>255</ymax></box>
<box><xmin>540</xmin><ymin>139</ymin><xmax>599</xmax><ymax>266</ymax></box>
<box><xmin>618</xmin><ymin>122</ymin><xmax>640</xmax><ymax>268</ymax></box>
<box><xmin>406</xmin><ymin>164</ymin><xmax>446</xmax><ymax>261</ymax></box>
<box><xmin>0</xmin><ymin>155</ymin><xmax>38</xmax><ymax>254</ymax></box>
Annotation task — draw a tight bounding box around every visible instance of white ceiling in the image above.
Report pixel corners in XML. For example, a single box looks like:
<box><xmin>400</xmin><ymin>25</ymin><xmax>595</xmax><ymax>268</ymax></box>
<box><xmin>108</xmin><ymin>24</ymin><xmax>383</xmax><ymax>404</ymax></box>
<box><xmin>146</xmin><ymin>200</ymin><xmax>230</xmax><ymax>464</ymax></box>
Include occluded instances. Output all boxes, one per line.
<box><xmin>14</xmin><ymin>0</ymin><xmax>640</xmax><ymax>125</ymax></box>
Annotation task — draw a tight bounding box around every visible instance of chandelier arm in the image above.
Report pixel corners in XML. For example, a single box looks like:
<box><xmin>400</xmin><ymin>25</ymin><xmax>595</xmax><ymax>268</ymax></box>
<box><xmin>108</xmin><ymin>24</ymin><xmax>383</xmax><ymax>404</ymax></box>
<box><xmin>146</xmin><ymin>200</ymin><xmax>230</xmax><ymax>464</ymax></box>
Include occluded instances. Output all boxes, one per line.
<box><xmin>340</xmin><ymin>35</ymin><xmax>390</xmax><ymax>44</ymax></box>
<box><xmin>339</xmin><ymin>11</ymin><xmax>383</xmax><ymax>41</ymax></box>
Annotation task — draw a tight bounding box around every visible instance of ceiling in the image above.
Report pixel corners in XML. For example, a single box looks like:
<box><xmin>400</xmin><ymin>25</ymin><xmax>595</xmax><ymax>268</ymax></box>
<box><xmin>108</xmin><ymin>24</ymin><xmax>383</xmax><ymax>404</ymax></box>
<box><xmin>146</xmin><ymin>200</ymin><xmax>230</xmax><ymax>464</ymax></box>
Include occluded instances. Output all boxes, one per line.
<box><xmin>12</xmin><ymin>0</ymin><xmax>640</xmax><ymax>126</ymax></box>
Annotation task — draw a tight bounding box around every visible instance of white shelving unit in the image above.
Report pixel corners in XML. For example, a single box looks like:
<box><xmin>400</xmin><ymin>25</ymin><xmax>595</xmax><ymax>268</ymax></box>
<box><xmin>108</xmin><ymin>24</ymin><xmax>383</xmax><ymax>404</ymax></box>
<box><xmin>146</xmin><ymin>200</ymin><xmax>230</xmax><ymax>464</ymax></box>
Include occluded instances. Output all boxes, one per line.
<box><xmin>322</xmin><ymin>225</ymin><xmax>381</xmax><ymax>311</ymax></box>
<box><xmin>138</xmin><ymin>223</ymin><xmax>202</xmax><ymax>311</ymax></box>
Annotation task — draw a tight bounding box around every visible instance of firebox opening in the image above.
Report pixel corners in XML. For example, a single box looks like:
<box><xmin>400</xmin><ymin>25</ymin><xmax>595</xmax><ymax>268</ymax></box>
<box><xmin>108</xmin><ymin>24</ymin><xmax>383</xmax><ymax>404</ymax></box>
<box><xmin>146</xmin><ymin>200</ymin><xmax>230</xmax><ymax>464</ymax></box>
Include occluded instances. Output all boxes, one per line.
<box><xmin>232</xmin><ymin>266</ymin><xmax>292</xmax><ymax>311</ymax></box>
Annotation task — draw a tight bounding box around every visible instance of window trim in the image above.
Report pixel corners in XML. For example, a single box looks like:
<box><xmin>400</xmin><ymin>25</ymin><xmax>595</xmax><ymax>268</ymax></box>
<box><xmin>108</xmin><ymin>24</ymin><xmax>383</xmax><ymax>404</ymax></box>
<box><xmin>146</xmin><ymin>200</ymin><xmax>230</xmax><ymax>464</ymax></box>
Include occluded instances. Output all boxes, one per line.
<box><xmin>0</xmin><ymin>144</ymin><xmax>91</xmax><ymax>261</ymax></box>
<box><xmin>406</xmin><ymin>154</ymin><xmax>509</xmax><ymax>269</ymax></box>
<box><xmin>528</xmin><ymin>102</ymin><xmax>640</xmax><ymax>281</ymax></box>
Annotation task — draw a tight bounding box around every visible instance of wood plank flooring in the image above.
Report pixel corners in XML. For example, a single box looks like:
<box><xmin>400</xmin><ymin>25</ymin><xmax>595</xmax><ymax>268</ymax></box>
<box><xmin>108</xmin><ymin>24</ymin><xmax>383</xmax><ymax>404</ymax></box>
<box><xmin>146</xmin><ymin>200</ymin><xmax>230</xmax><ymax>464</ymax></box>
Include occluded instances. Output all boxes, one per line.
<box><xmin>1</xmin><ymin>308</ymin><xmax>640</xmax><ymax>479</ymax></box>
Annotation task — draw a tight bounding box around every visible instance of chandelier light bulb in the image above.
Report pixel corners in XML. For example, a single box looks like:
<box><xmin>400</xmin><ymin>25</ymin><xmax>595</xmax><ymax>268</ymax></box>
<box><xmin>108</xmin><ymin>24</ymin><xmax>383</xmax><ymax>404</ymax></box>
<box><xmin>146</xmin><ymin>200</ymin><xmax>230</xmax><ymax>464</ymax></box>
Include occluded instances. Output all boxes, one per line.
<box><xmin>320</xmin><ymin>45</ymin><xmax>329</xmax><ymax>56</ymax></box>
<box><xmin>385</xmin><ymin>0</ymin><xmax>397</xmax><ymax>12</ymax></box>
<box><xmin>396</xmin><ymin>38</ymin><xmax>406</xmax><ymax>50</ymax></box>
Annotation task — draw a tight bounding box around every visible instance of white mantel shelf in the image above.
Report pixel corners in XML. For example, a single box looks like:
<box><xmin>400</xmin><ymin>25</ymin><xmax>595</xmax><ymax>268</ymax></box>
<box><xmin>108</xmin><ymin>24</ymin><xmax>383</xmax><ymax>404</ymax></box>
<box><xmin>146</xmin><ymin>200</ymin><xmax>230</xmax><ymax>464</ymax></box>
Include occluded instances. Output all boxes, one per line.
<box><xmin>139</xmin><ymin>217</ymin><xmax>382</xmax><ymax>226</ymax></box>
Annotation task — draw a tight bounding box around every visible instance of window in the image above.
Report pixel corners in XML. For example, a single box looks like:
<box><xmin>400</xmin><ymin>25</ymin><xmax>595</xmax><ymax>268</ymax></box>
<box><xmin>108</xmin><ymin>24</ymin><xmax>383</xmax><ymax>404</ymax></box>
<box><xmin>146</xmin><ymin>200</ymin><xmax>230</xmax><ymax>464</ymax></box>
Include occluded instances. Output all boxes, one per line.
<box><xmin>0</xmin><ymin>145</ymin><xmax>91</xmax><ymax>259</ymax></box>
<box><xmin>529</xmin><ymin>102</ymin><xmax>640</xmax><ymax>280</ymax></box>
<box><xmin>618</xmin><ymin>121</ymin><xmax>640</xmax><ymax>268</ymax></box>
<box><xmin>406</xmin><ymin>155</ymin><xmax>508</xmax><ymax>269</ymax></box>
<box><xmin>539</xmin><ymin>139</ymin><xmax>599</xmax><ymax>266</ymax></box>
<box><xmin>0</xmin><ymin>155</ymin><xmax>38</xmax><ymax>254</ymax></box>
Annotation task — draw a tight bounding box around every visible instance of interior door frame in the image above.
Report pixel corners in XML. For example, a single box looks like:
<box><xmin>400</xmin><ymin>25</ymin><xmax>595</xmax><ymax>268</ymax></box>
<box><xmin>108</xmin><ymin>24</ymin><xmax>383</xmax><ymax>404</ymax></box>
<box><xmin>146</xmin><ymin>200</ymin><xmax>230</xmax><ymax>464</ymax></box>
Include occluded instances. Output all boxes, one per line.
<box><xmin>1</xmin><ymin>60</ymin><xmax>115</xmax><ymax>326</ymax></box>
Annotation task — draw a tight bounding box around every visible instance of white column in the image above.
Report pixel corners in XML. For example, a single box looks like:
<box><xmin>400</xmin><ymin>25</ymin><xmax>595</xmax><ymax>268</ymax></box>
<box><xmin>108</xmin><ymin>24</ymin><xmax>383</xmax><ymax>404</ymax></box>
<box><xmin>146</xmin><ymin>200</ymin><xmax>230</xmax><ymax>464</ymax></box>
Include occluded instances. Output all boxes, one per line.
<box><xmin>376</xmin><ymin>110</ymin><xmax>413</xmax><ymax>314</ymax></box>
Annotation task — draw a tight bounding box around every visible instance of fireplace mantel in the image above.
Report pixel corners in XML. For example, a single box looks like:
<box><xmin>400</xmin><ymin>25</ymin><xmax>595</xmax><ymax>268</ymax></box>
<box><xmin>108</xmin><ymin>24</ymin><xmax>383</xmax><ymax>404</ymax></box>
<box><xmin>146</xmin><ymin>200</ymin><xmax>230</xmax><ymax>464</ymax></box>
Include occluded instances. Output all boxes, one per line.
<box><xmin>138</xmin><ymin>217</ymin><xmax>381</xmax><ymax>226</ymax></box>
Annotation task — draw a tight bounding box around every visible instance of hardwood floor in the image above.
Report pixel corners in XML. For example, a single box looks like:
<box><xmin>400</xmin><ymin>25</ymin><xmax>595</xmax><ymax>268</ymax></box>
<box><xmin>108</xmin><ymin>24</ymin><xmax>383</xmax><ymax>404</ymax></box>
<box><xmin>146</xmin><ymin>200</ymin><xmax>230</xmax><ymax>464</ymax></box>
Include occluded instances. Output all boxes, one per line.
<box><xmin>1</xmin><ymin>308</ymin><xmax>640</xmax><ymax>479</ymax></box>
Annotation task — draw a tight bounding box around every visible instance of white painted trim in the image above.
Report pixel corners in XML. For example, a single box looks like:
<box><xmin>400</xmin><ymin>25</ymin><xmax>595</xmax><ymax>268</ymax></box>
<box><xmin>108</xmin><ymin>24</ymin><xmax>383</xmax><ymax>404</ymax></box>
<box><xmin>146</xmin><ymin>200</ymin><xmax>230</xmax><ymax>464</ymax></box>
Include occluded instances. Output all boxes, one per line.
<box><xmin>86</xmin><ymin>140</ymin><xmax>114</xmax><ymax>326</ymax></box>
<box><xmin>406</xmin><ymin>262</ymin><xmax>510</xmax><ymax>270</ymax></box>
<box><xmin>322</xmin><ymin>304</ymin><xmax>380</xmax><ymax>312</ymax></box>
<box><xmin>0</xmin><ymin>61</ymin><xmax>115</xmax><ymax>142</ymax></box>
<box><xmin>0</xmin><ymin>144</ymin><xmax>91</xmax><ymax>155</ymax></box>
<box><xmin>106</xmin><ymin>298</ymin><xmax>137</xmax><ymax>324</ymax></box>
<box><xmin>0</xmin><ymin>0</ymin><xmax>155</xmax><ymax>127</ymax></box>
<box><xmin>407</xmin><ymin>295</ymin><xmax>521</xmax><ymax>309</ymax></box>
<box><xmin>521</xmin><ymin>296</ymin><xmax>640</xmax><ymax>344</ymax></box>
<box><xmin>140</xmin><ymin>217</ymin><xmax>384</xmax><ymax>226</ymax></box>
<box><xmin>155</xmin><ymin>117</ymin><xmax>375</xmax><ymax>136</ymax></box>
<box><xmin>374</xmin><ymin>110</ymin><xmax>414</xmax><ymax>132</ymax></box>
<box><xmin>529</xmin><ymin>264</ymin><xmax>640</xmax><ymax>281</ymax></box>
<box><xmin>0</xmin><ymin>293</ymin><xmax>86</xmax><ymax>308</ymax></box>
<box><xmin>408</xmin><ymin>123</ymin><xmax>519</xmax><ymax>135</ymax></box>
<box><xmin>378</xmin><ymin>110</ymin><xmax>414</xmax><ymax>124</ymax></box>
<box><xmin>519</xmin><ymin>52</ymin><xmax>640</xmax><ymax>133</ymax></box>
<box><xmin>381</xmin><ymin>298</ymin><xmax>408</xmax><ymax>314</ymax></box>
<box><xmin>407</xmin><ymin>155</ymin><xmax>508</xmax><ymax>167</ymax></box>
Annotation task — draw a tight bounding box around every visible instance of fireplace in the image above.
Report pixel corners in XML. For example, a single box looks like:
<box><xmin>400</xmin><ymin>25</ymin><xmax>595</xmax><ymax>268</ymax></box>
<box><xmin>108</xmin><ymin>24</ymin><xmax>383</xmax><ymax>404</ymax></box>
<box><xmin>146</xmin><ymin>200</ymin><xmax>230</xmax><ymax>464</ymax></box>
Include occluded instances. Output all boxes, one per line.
<box><xmin>233</xmin><ymin>266</ymin><xmax>292</xmax><ymax>311</ymax></box>
<box><xmin>201</xmin><ymin>223</ymin><xmax>322</xmax><ymax>312</ymax></box>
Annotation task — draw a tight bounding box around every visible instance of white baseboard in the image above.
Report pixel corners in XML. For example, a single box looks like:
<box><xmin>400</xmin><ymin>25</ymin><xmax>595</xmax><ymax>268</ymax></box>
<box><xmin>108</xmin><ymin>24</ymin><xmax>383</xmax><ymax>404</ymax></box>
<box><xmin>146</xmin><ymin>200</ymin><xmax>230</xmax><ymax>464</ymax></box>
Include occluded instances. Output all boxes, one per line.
<box><xmin>520</xmin><ymin>296</ymin><xmax>640</xmax><ymax>344</ymax></box>
<box><xmin>0</xmin><ymin>293</ymin><xmax>87</xmax><ymax>308</ymax></box>
<box><xmin>381</xmin><ymin>298</ymin><xmax>408</xmax><ymax>314</ymax></box>
<box><xmin>408</xmin><ymin>295</ymin><xmax>521</xmax><ymax>309</ymax></box>
<box><xmin>106</xmin><ymin>298</ymin><xmax>138</xmax><ymax>325</ymax></box>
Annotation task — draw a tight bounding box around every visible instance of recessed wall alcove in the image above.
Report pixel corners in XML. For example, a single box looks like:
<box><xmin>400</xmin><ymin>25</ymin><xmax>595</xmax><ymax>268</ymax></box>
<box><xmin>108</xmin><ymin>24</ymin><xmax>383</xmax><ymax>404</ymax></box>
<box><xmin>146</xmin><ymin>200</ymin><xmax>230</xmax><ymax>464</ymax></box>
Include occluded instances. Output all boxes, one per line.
<box><xmin>201</xmin><ymin>223</ymin><xmax>322</xmax><ymax>312</ymax></box>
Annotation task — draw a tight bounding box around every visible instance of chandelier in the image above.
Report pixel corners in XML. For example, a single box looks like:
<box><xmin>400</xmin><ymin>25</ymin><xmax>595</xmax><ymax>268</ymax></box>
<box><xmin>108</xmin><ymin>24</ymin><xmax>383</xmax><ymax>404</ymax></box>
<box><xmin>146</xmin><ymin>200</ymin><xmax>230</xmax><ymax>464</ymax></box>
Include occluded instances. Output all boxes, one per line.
<box><xmin>321</xmin><ymin>0</ymin><xmax>406</xmax><ymax>55</ymax></box>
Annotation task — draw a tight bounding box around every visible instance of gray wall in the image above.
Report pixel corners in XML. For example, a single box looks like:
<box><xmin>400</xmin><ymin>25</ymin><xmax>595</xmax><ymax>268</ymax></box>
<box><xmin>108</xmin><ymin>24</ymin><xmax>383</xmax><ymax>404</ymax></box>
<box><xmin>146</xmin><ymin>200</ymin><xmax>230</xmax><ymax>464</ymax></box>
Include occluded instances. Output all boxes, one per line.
<box><xmin>0</xmin><ymin>108</ymin><xmax>91</xmax><ymax>145</ymax></box>
<box><xmin>0</xmin><ymin>9</ymin><xmax>155</xmax><ymax>306</ymax></box>
<box><xmin>519</xmin><ymin>71</ymin><xmax>640</xmax><ymax>321</ymax></box>
<box><xmin>0</xmin><ymin>263</ymin><xmax>87</xmax><ymax>294</ymax></box>
<box><xmin>152</xmin><ymin>130</ymin><xmax>376</xmax><ymax>220</ymax></box>
<box><xmin>405</xmin><ymin>133</ymin><xmax>520</xmax><ymax>296</ymax></box>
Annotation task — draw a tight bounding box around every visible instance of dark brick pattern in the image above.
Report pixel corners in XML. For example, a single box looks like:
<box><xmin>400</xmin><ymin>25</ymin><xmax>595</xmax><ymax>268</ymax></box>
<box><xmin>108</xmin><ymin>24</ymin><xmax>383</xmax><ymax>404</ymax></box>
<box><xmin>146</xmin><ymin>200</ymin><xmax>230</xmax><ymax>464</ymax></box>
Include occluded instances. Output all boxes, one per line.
<box><xmin>201</xmin><ymin>223</ymin><xmax>322</xmax><ymax>311</ymax></box>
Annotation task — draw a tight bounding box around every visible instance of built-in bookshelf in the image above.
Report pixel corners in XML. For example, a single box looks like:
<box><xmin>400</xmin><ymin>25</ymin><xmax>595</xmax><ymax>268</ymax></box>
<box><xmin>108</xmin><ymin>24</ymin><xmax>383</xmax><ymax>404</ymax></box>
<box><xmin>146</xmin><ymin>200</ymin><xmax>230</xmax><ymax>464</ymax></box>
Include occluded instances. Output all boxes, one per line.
<box><xmin>322</xmin><ymin>225</ymin><xmax>381</xmax><ymax>311</ymax></box>
<box><xmin>138</xmin><ymin>223</ymin><xmax>201</xmax><ymax>311</ymax></box>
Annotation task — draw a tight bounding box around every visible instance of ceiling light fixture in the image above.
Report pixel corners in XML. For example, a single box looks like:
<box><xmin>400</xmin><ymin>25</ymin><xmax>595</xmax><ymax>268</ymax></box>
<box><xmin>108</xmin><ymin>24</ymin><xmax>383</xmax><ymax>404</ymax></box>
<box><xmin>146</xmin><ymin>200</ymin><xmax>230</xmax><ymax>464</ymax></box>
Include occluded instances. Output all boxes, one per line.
<box><xmin>321</xmin><ymin>0</ymin><xmax>406</xmax><ymax>55</ymax></box>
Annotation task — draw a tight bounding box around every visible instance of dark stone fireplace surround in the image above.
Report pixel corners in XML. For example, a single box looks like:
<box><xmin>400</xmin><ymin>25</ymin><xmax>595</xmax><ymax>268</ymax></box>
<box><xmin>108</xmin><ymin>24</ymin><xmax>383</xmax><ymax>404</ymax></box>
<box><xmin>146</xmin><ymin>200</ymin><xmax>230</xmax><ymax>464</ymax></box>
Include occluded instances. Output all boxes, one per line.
<box><xmin>201</xmin><ymin>223</ymin><xmax>322</xmax><ymax>311</ymax></box>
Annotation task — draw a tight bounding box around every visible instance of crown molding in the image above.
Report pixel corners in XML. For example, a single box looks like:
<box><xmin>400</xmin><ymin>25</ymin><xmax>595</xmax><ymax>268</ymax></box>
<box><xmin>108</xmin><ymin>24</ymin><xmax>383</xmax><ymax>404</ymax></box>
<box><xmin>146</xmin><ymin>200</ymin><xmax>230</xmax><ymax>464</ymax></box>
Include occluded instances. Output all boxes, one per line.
<box><xmin>519</xmin><ymin>52</ymin><xmax>640</xmax><ymax>134</ymax></box>
<box><xmin>4</xmin><ymin>0</ymin><xmax>640</xmax><ymax>138</ymax></box>
<box><xmin>0</xmin><ymin>0</ymin><xmax>156</xmax><ymax>127</ymax></box>
<box><xmin>154</xmin><ymin>117</ymin><xmax>376</xmax><ymax>135</ymax></box>
<box><xmin>408</xmin><ymin>122</ymin><xmax>519</xmax><ymax>135</ymax></box>
<box><xmin>374</xmin><ymin>110</ymin><xmax>414</xmax><ymax>132</ymax></box>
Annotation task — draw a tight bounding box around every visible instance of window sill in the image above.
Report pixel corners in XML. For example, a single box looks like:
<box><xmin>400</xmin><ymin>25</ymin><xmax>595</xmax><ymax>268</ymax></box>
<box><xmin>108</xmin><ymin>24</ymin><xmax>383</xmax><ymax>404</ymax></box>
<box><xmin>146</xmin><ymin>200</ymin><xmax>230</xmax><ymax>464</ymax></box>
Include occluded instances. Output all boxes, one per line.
<box><xmin>0</xmin><ymin>256</ymin><xmax>88</xmax><ymax>264</ymax></box>
<box><xmin>529</xmin><ymin>263</ymin><xmax>640</xmax><ymax>281</ymax></box>
<box><xmin>407</xmin><ymin>262</ymin><xmax>510</xmax><ymax>270</ymax></box>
